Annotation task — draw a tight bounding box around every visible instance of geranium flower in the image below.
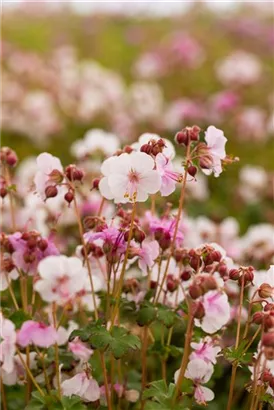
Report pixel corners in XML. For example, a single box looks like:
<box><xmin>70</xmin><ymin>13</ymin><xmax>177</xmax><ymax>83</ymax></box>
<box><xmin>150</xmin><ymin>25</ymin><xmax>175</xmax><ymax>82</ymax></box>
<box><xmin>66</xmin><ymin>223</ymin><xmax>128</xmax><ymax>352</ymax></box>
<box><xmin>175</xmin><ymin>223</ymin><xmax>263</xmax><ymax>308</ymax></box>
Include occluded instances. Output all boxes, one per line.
<box><xmin>190</xmin><ymin>337</ymin><xmax>221</xmax><ymax>365</ymax></box>
<box><xmin>34</xmin><ymin>152</ymin><xmax>63</xmax><ymax>200</ymax></box>
<box><xmin>69</xmin><ymin>337</ymin><xmax>94</xmax><ymax>361</ymax></box>
<box><xmin>175</xmin><ymin>359</ymin><xmax>214</xmax><ymax>405</ymax></box>
<box><xmin>201</xmin><ymin>126</ymin><xmax>227</xmax><ymax>177</ymax></box>
<box><xmin>155</xmin><ymin>153</ymin><xmax>183</xmax><ymax>196</ymax></box>
<box><xmin>17</xmin><ymin>321</ymin><xmax>58</xmax><ymax>348</ymax></box>
<box><xmin>0</xmin><ymin>313</ymin><xmax>16</xmax><ymax>374</ymax></box>
<box><xmin>34</xmin><ymin>255</ymin><xmax>88</xmax><ymax>304</ymax></box>
<box><xmin>130</xmin><ymin>240</ymin><xmax>160</xmax><ymax>274</ymax></box>
<box><xmin>61</xmin><ymin>372</ymin><xmax>100</xmax><ymax>402</ymax></box>
<box><xmin>197</xmin><ymin>290</ymin><xmax>230</xmax><ymax>334</ymax></box>
<box><xmin>99</xmin><ymin>152</ymin><xmax>161</xmax><ymax>203</ymax></box>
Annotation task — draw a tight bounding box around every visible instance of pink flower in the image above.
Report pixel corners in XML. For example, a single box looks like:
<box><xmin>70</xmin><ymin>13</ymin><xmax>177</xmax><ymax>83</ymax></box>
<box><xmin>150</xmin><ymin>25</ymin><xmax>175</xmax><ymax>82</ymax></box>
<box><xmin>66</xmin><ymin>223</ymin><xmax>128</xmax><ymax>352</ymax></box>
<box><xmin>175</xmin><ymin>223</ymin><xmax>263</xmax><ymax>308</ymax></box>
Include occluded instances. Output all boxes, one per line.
<box><xmin>197</xmin><ymin>290</ymin><xmax>230</xmax><ymax>334</ymax></box>
<box><xmin>99</xmin><ymin>152</ymin><xmax>161</xmax><ymax>203</ymax></box>
<box><xmin>155</xmin><ymin>153</ymin><xmax>183</xmax><ymax>196</ymax></box>
<box><xmin>69</xmin><ymin>337</ymin><xmax>93</xmax><ymax>361</ymax></box>
<box><xmin>190</xmin><ymin>337</ymin><xmax>221</xmax><ymax>364</ymax></box>
<box><xmin>175</xmin><ymin>359</ymin><xmax>214</xmax><ymax>405</ymax></box>
<box><xmin>34</xmin><ymin>152</ymin><xmax>63</xmax><ymax>200</ymax></box>
<box><xmin>17</xmin><ymin>321</ymin><xmax>58</xmax><ymax>348</ymax></box>
<box><xmin>61</xmin><ymin>372</ymin><xmax>100</xmax><ymax>402</ymax></box>
<box><xmin>0</xmin><ymin>313</ymin><xmax>16</xmax><ymax>374</ymax></box>
<box><xmin>202</xmin><ymin>126</ymin><xmax>227</xmax><ymax>177</ymax></box>
<box><xmin>34</xmin><ymin>255</ymin><xmax>88</xmax><ymax>304</ymax></box>
<box><xmin>131</xmin><ymin>240</ymin><xmax>160</xmax><ymax>274</ymax></box>
<box><xmin>8</xmin><ymin>232</ymin><xmax>59</xmax><ymax>275</ymax></box>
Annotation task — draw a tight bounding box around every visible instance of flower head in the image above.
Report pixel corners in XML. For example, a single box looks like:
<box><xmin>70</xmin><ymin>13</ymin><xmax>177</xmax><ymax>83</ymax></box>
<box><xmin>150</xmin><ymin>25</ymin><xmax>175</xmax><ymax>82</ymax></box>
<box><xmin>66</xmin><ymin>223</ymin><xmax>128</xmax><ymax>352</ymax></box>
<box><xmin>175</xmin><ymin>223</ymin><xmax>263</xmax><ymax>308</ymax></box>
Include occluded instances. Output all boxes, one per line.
<box><xmin>17</xmin><ymin>321</ymin><xmax>58</xmax><ymax>348</ymax></box>
<box><xmin>34</xmin><ymin>153</ymin><xmax>63</xmax><ymax>200</ymax></box>
<box><xmin>62</xmin><ymin>372</ymin><xmax>100</xmax><ymax>402</ymax></box>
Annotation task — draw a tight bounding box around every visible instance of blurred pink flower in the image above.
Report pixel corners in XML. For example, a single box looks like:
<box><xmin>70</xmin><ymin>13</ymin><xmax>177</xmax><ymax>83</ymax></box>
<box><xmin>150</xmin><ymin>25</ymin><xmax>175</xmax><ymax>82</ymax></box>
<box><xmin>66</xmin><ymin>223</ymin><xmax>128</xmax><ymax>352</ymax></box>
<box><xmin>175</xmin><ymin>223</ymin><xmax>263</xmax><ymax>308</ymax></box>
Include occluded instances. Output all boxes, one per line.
<box><xmin>17</xmin><ymin>320</ymin><xmax>58</xmax><ymax>348</ymax></box>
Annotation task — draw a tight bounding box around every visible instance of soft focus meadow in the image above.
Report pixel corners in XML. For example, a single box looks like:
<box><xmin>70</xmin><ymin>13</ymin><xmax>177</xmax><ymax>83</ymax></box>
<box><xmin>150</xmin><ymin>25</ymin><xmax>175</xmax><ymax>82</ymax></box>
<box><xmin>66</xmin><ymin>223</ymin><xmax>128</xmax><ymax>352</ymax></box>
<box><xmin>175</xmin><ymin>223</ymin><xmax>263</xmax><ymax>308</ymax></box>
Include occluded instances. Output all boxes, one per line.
<box><xmin>1</xmin><ymin>2</ymin><xmax>274</xmax><ymax>410</ymax></box>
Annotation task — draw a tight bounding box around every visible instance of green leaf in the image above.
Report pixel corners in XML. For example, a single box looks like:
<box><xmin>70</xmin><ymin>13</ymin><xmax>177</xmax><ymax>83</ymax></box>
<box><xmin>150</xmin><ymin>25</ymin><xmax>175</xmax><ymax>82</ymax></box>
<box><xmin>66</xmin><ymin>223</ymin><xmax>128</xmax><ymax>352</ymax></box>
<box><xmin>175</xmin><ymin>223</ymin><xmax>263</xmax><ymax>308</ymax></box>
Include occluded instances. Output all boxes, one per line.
<box><xmin>142</xmin><ymin>380</ymin><xmax>169</xmax><ymax>400</ymax></box>
<box><xmin>9</xmin><ymin>309</ymin><xmax>32</xmax><ymax>329</ymax></box>
<box><xmin>157</xmin><ymin>305</ymin><xmax>176</xmax><ymax>328</ymax></box>
<box><xmin>137</xmin><ymin>302</ymin><xmax>157</xmax><ymax>326</ymax></box>
<box><xmin>61</xmin><ymin>396</ymin><xmax>86</xmax><ymax>410</ymax></box>
<box><xmin>223</xmin><ymin>340</ymin><xmax>253</xmax><ymax>364</ymax></box>
<box><xmin>110</xmin><ymin>326</ymin><xmax>141</xmax><ymax>359</ymax></box>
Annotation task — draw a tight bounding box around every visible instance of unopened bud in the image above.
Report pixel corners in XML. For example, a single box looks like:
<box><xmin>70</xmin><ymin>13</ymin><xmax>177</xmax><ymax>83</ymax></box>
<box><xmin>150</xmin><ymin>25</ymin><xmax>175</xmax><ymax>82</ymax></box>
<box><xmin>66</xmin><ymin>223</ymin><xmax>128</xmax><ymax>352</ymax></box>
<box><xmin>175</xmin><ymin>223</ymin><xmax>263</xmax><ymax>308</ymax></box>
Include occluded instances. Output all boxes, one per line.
<box><xmin>159</xmin><ymin>231</ymin><xmax>171</xmax><ymax>250</ymax></box>
<box><xmin>167</xmin><ymin>278</ymin><xmax>178</xmax><ymax>292</ymax></box>
<box><xmin>259</xmin><ymin>284</ymin><xmax>274</xmax><ymax>299</ymax></box>
<box><xmin>124</xmin><ymin>145</ymin><xmax>133</xmax><ymax>154</ymax></box>
<box><xmin>189</xmin><ymin>283</ymin><xmax>202</xmax><ymax>299</ymax></box>
<box><xmin>134</xmin><ymin>228</ymin><xmax>146</xmax><ymax>243</ymax></box>
<box><xmin>193</xmin><ymin>301</ymin><xmax>205</xmax><ymax>319</ymax></box>
<box><xmin>175</xmin><ymin>130</ymin><xmax>189</xmax><ymax>146</ymax></box>
<box><xmin>252</xmin><ymin>311</ymin><xmax>264</xmax><ymax>325</ymax></box>
<box><xmin>45</xmin><ymin>185</ymin><xmax>58</xmax><ymax>199</ymax></box>
<box><xmin>0</xmin><ymin>187</ymin><xmax>7</xmax><ymax>198</ymax></box>
<box><xmin>262</xmin><ymin>331</ymin><xmax>274</xmax><ymax>348</ymax></box>
<box><xmin>181</xmin><ymin>269</ymin><xmax>192</xmax><ymax>281</ymax></box>
<box><xmin>92</xmin><ymin>178</ymin><xmax>100</xmax><ymax>190</ymax></box>
<box><xmin>187</xmin><ymin>165</ymin><xmax>197</xmax><ymax>177</ymax></box>
<box><xmin>229</xmin><ymin>269</ymin><xmax>240</xmax><ymax>281</ymax></box>
<box><xmin>38</xmin><ymin>239</ymin><xmax>48</xmax><ymax>252</ymax></box>
<box><xmin>64</xmin><ymin>191</ymin><xmax>74</xmax><ymax>204</ymax></box>
<box><xmin>65</xmin><ymin>165</ymin><xmax>84</xmax><ymax>182</ymax></box>
<box><xmin>140</xmin><ymin>144</ymin><xmax>152</xmax><ymax>155</ymax></box>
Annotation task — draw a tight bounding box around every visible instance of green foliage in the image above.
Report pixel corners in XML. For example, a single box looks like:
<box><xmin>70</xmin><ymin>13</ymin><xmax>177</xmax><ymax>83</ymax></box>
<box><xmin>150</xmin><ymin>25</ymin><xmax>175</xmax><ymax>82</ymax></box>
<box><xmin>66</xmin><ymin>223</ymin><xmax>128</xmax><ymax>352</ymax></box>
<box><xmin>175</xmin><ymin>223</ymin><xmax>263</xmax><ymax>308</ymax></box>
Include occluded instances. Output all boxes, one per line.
<box><xmin>25</xmin><ymin>391</ymin><xmax>86</xmax><ymax>410</ymax></box>
<box><xmin>223</xmin><ymin>341</ymin><xmax>253</xmax><ymax>365</ymax></box>
<box><xmin>137</xmin><ymin>302</ymin><xmax>157</xmax><ymax>326</ymax></box>
<box><xmin>69</xmin><ymin>321</ymin><xmax>141</xmax><ymax>359</ymax></box>
<box><xmin>143</xmin><ymin>380</ymin><xmax>188</xmax><ymax>410</ymax></box>
<box><xmin>9</xmin><ymin>309</ymin><xmax>32</xmax><ymax>329</ymax></box>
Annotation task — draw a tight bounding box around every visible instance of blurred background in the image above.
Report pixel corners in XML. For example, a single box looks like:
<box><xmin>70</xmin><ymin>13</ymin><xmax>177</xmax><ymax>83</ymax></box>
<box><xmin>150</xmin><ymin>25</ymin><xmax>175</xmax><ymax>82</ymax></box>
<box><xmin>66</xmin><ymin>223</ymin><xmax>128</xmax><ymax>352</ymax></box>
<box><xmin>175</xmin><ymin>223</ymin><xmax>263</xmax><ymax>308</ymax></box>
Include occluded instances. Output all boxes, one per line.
<box><xmin>2</xmin><ymin>0</ymin><xmax>274</xmax><ymax>231</ymax></box>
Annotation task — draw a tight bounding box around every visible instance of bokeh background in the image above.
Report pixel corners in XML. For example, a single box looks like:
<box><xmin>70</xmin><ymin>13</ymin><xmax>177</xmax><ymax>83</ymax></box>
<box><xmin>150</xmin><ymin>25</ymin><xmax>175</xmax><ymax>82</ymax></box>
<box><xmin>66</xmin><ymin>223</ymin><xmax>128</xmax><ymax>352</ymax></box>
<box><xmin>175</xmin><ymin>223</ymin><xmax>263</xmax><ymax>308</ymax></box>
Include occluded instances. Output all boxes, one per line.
<box><xmin>2</xmin><ymin>0</ymin><xmax>274</xmax><ymax>231</ymax></box>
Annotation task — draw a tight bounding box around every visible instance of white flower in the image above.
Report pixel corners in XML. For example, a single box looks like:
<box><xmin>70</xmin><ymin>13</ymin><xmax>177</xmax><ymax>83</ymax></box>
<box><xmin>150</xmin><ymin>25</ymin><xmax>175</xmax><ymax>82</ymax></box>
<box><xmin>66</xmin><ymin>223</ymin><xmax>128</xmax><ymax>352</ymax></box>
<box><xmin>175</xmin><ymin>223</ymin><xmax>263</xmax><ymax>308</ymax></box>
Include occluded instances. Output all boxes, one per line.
<box><xmin>197</xmin><ymin>291</ymin><xmax>230</xmax><ymax>334</ymax></box>
<box><xmin>61</xmin><ymin>372</ymin><xmax>100</xmax><ymax>402</ymax></box>
<box><xmin>249</xmin><ymin>266</ymin><xmax>274</xmax><ymax>301</ymax></box>
<box><xmin>0</xmin><ymin>313</ymin><xmax>16</xmax><ymax>374</ymax></box>
<box><xmin>99</xmin><ymin>152</ymin><xmax>161</xmax><ymax>203</ymax></box>
<box><xmin>34</xmin><ymin>153</ymin><xmax>63</xmax><ymax>200</ymax></box>
<box><xmin>34</xmin><ymin>255</ymin><xmax>88</xmax><ymax>304</ymax></box>
<box><xmin>71</xmin><ymin>129</ymin><xmax>119</xmax><ymax>158</ymax></box>
<box><xmin>202</xmin><ymin>126</ymin><xmax>227</xmax><ymax>177</ymax></box>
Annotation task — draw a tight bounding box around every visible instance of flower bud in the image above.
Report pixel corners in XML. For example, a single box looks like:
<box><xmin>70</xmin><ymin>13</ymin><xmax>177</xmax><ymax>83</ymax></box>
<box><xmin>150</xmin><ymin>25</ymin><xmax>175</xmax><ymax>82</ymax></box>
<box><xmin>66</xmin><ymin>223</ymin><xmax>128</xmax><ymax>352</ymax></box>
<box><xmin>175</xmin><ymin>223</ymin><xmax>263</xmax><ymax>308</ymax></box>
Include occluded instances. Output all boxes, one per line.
<box><xmin>0</xmin><ymin>187</ymin><xmax>7</xmax><ymax>198</ymax></box>
<box><xmin>154</xmin><ymin>227</ymin><xmax>164</xmax><ymax>241</ymax></box>
<box><xmin>38</xmin><ymin>239</ymin><xmax>48</xmax><ymax>252</ymax></box>
<box><xmin>201</xmin><ymin>276</ymin><xmax>217</xmax><ymax>292</ymax></box>
<box><xmin>229</xmin><ymin>269</ymin><xmax>240</xmax><ymax>281</ymax></box>
<box><xmin>151</xmin><ymin>145</ymin><xmax>161</xmax><ymax>156</ymax></box>
<box><xmin>159</xmin><ymin>231</ymin><xmax>171</xmax><ymax>250</ymax></box>
<box><xmin>218</xmin><ymin>263</ymin><xmax>228</xmax><ymax>277</ymax></box>
<box><xmin>258</xmin><ymin>284</ymin><xmax>274</xmax><ymax>299</ymax></box>
<box><xmin>45</xmin><ymin>185</ymin><xmax>58</xmax><ymax>199</ymax></box>
<box><xmin>270</xmin><ymin>377</ymin><xmax>274</xmax><ymax>388</ymax></box>
<box><xmin>189</xmin><ymin>283</ymin><xmax>202</xmax><ymax>299</ymax></box>
<box><xmin>65</xmin><ymin>165</ymin><xmax>84</xmax><ymax>182</ymax></box>
<box><xmin>27</xmin><ymin>237</ymin><xmax>37</xmax><ymax>249</ymax></box>
<box><xmin>48</xmin><ymin>169</ymin><xmax>63</xmax><ymax>184</ymax></box>
<box><xmin>92</xmin><ymin>178</ymin><xmax>100</xmax><ymax>190</ymax></box>
<box><xmin>181</xmin><ymin>269</ymin><xmax>192</xmax><ymax>281</ymax></box>
<box><xmin>193</xmin><ymin>301</ymin><xmax>205</xmax><ymax>319</ymax></box>
<box><xmin>84</xmin><ymin>216</ymin><xmax>97</xmax><ymax>230</ymax></box>
<box><xmin>189</xmin><ymin>125</ymin><xmax>201</xmax><ymax>141</ymax></box>
<box><xmin>174</xmin><ymin>130</ymin><xmax>189</xmax><ymax>146</ymax></box>
<box><xmin>140</xmin><ymin>144</ymin><xmax>152</xmax><ymax>155</ymax></box>
<box><xmin>124</xmin><ymin>145</ymin><xmax>133</xmax><ymax>154</ymax></box>
<box><xmin>64</xmin><ymin>191</ymin><xmax>74</xmax><ymax>204</ymax></box>
<box><xmin>252</xmin><ymin>311</ymin><xmax>264</xmax><ymax>325</ymax></box>
<box><xmin>134</xmin><ymin>228</ymin><xmax>146</xmax><ymax>243</ymax></box>
<box><xmin>187</xmin><ymin>165</ymin><xmax>197</xmax><ymax>177</ymax></box>
<box><xmin>199</xmin><ymin>155</ymin><xmax>213</xmax><ymax>170</ymax></box>
<box><xmin>167</xmin><ymin>278</ymin><xmax>178</xmax><ymax>292</ymax></box>
<box><xmin>150</xmin><ymin>280</ymin><xmax>157</xmax><ymax>289</ymax></box>
<box><xmin>6</xmin><ymin>152</ymin><xmax>18</xmax><ymax>167</ymax></box>
<box><xmin>262</xmin><ymin>331</ymin><xmax>274</xmax><ymax>348</ymax></box>
<box><xmin>261</xmin><ymin>370</ymin><xmax>272</xmax><ymax>383</ymax></box>
<box><xmin>264</xmin><ymin>315</ymin><xmax>274</xmax><ymax>331</ymax></box>
<box><xmin>3</xmin><ymin>258</ymin><xmax>15</xmax><ymax>272</ymax></box>
<box><xmin>190</xmin><ymin>255</ymin><xmax>200</xmax><ymax>271</ymax></box>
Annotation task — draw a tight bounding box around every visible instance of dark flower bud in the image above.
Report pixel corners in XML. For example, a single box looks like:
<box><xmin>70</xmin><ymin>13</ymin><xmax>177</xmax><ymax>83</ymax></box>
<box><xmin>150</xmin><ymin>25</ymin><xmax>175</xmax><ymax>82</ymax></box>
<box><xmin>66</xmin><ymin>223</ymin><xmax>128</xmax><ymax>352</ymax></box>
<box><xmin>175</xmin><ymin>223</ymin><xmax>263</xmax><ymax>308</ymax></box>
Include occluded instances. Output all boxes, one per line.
<box><xmin>264</xmin><ymin>315</ymin><xmax>274</xmax><ymax>331</ymax></box>
<box><xmin>264</xmin><ymin>303</ymin><xmax>274</xmax><ymax>312</ymax></box>
<box><xmin>201</xmin><ymin>276</ymin><xmax>217</xmax><ymax>292</ymax></box>
<box><xmin>134</xmin><ymin>228</ymin><xmax>146</xmax><ymax>243</ymax></box>
<box><xmin>252</xmin><ymin>311</ymin><xmax>264</xmax><ymax>325</ymax></box>
<box><xmin>229</xmin><ymin>269</ymin><xmax>240</xmax><ymax>281</ymax></box>
<box><xmin>193</xmin><ymin>301</ymin><xmax>205</xmax><ymax>319</ymax></box>
<box><xmin>154</xmin><ymin>227</ymin><xmax>164</xmax><ymax>241</ymax></box>
<box><xmin>189</xmin><ymin>283</ymin><xmax>202</xmax><ymax>299</ymax></box>
<box><xmin>6</xmin><ymin>152</ymin><xmax>18</xmax><ymax>167</ymax></box>
<box><xmin>151</xmin><ymin>145</ymin><xmax>161</xmax><ymax>156</ymax></box>
<box><xmin>45</xmin><ymin>185</ymin><xmax>58</xmax><ymax>199</ymax></box>
<box><xmin>167</xmin><ymin>278</ymin><xmax>178</xmax><ymax>292</ymax></box>
<box><xmin>94</xmin><ymin>246</ymin><xmax>104</xmax><ymax>258</ymax></box>
<box><xmin>150</xmin><ymin>280</ymin><xmax>157</xmax><ymax>289</ymax></box>
<box><xmin>199</xmin><ymin>155</ymin><xmax>213</xmax><ymax>170</ymax></box>
<box><xmin>175</xmin><ymin>130</ymin><xmax>189</xmax><ymax>146</ymax></box>
<box><xmin>140</xmin><ymin>144</ymin><xmax>152</xmax><ymax>155</ymax></box>
<box><xmin>187</xmin><ymin>165</ymin><xmax>197</xmax><ymax>177</ymax></box>
<box><xmin>181</xmin><ymin>269</ymin><xmax>192</xmax><ymax>281</ymax></box>
<box><xmin>84</xmin><ymin>216</ymin><xmax>97</xmax><ymax>230</ymax></box>
<box><xmin>261</xmin><ymin>370</ymin><xmax>272</xmax><ymax>383</ymax></box>
<box><xmin>262</xmin><ymin>331</ymin><xmax>274</xmax><ymax>348</ymax></box>
<box><xmin>64</xmin><ymin>191</ymin><xmax>74</xmax><ymax>204</ymax></box>
<box><xmin>159</xmin><ymin>231</ymin><xmax>171</xmax><ymax>250</ymax></box>
<box><xmin>92</xmin><ymin>178</ymin><xmax>100</xmax><ymax>190</ymax></box>
<box><xmin>189</xmin><ymin>125</ymin><xmax>201</xmax><ymax>141</ymax></box>
<box><xmin>1</xmin><ymin>238</ymin><xmax>14</xmax><ymax>253</ymax></box>
<box><xmin>27</xmin><ymin>237</ymin><xmax>37</xmax><ymax>250</ymax></box>
<box><xmin>38</xmin><ymin>239</ymin><xmax>48</xmax><ymax>252</ymax></box>
<box><xmin>190</xmin><ymin>255</ymin><xmax>200</xmax><ymax>271</ymax></box>
<box><xmin>211</xmin><ymin>250</ymin><xmax>222</xmax><ymax>262</ymax></box>
<box><xmin>218</xmin><ymin>263</ymin><xmax>228</xmax><ymax>277</ymax></box>
<box><xmin>270</xmin><ymin>377</ymin><xmax>274</xmax><ymax>388</ymax></box>
<box><xmin>65</xmin><ymin>165</ymin><xmax>84</xmax><ymax>182</ymax></box>
<box><xmin>3</xmin><ymin>258</ymin><xmax>15</xmax><ymax>272</ymax></box>
<box><xmin>0</xmin><ymin>187</ymin><xmax>7</xmax><ymax>198</ymax></box>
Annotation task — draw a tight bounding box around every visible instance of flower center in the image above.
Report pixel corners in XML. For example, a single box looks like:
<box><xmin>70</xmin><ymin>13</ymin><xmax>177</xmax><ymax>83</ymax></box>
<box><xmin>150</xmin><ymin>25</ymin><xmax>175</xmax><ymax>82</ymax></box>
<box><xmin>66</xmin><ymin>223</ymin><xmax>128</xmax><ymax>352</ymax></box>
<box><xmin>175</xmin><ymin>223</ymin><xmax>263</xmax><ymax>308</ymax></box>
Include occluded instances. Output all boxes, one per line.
<box><xmin>124</xmin><ymin>169</ymin><xmax>140</xmax><ymax>201</ymax></box>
